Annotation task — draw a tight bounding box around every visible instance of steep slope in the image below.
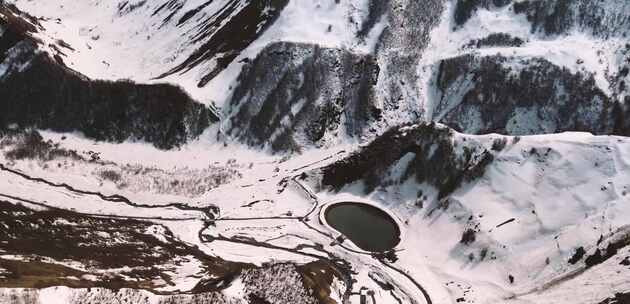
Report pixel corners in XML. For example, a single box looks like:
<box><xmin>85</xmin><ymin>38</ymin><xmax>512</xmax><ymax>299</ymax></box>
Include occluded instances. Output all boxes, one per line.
<box><xmin>512</xmin><ymin>0</ymin><xmax>630</xmax><ymax>38</ymax></box>
<box><xmin>3</xmin><ymin>0</ymin><xmax>630</xmax><ymax>303</ymax></box>
<box><xmin>344</xmin><ymin>0</ymin><xmax>447</xmax><ymax>130</ymax></box>
<box><xmin>153</xmin><ymin>0</ymin><xmax>289</xmax><ymax>88</ymax></box>
<box><xmin>5</xmin><ymin>0</ymin><xmax>289</xmax><ymax>89</ymax></box>
<box><xmin>314</xmin><ymin>123</ymin><xmax>630</xmax><ymax>304</ymax></box>
<box><xmin>0</xmin><ymin>4</ymin><xmax>217</xmax><ymax>149</ymax></box>
<box><xmin>4</xmin><ymin>0</ymin><xmax>630</xmax><ymax>151</ymax></box>
<box><xmin>221</xmin><ymin>0</ymin><xmax>449</xmax><ymax>151</ymax></box>
<box><xmin>225</xmin><ymin>42</ymin><xmax>380</xmax><ymax>152</ymax></box>
<box><xmin>320</xmin><ymin>123</ymin><xmax>493</xmax><ymax>197</ymax></box>
<box><xmin>220</xmin><ymin>0</ymin><xmax>630</xmax><ymax>148</ymax></box>
<box><xmin>432</xmin><ymin>54</ymin><xmax>618</xmax><ymax>135</ymax></box>
<box><xmin>425</xmin><ymin>0</ymin><xmax>630</xmax><ymax>138</ymax></box>
<box><xmin>5</xmin><ymin>0</ymin><xmax>367</xmax><ymax>105</ymax></box>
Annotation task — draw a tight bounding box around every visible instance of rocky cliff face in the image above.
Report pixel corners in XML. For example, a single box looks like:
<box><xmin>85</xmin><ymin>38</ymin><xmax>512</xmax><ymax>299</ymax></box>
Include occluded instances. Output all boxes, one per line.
<box><xmin>226</xmin><ymin>42</ymin><xmax>380</xmax><ymax>152</ymax></box>
<box><xmin>4</xmin><ymin>0</ymin><xmax>630</xmax><ymax>152</ymax></box>
<box><xmin>223</xmin><ymin>0</ymin><xmax>448</xmax><ymax>152</ymax></box>
<box><xmin>0</xmin><ymin>4</ymin><xmax>217</xmax><ymax>149</ymax></box>
<box><xmin>423</xmin><ymin>0</ymin><xmax>630</xmax><ymax>139</ymax></box>
<box><xmin>225</xmin><ymin>0</ymin><xmax>630</xmax><ymax>150</ymax></box>
<box><xmin>364</xmin><ymin>0</ymin><xmax>446</xmax><ymax>127</ymax></box>
<box><xmin>432</xmin><ymin>54</ymin><xmax>618</xmax><ymax>136</ymax></box>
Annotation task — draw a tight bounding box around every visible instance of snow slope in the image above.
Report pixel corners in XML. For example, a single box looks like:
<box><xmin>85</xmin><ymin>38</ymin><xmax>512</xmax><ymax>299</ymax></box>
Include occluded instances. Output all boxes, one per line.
<box><xmin>2</xmin><ymin>0</ymin><xmax>630</xmax><ymax>303</ymax></box>
<box><xmin>315</xmin><ymin>123</ymin><xmax>630</xmax><ymax>304</ymax></box>
<box><xmin>5</xmin><ymin>0</ymin><xmax>372</xmax><ymax>106</ymax></box>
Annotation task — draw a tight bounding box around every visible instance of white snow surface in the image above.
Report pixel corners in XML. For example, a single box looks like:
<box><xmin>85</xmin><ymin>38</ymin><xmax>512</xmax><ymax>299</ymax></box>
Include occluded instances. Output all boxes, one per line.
<box><xmin>2</xmin><ymin>127</ymin><xmax>630</xmax><ymax>303</ymax></box>
<box><xmin>6</xmin><ymin>0</ymin><xmax>372</xmax><ymax>107</ymax></box>
<box><xmin>2</xmin><ymin>1</ymin><xmax>630</xmax><ymax>303</ymax></box>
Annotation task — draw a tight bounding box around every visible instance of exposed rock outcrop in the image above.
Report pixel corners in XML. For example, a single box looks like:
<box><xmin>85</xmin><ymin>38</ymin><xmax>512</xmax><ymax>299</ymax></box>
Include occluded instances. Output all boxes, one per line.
<box><xmin>463</xmin><ymin>33</ymin><xmax>525</xmax><ymax>49</ymax></box>
<box><xmin>226</xmin><ymin>42</ymin><xmax>380</xmax><ymax>152</ymax></box>
<box><xmin>432</xmin><ymin>54</ymin><xmax>622</xmax><ymax>136</ymax></box>
<box><xmin>320</xmin><ymin>123</ymin><xmax>494</xmax><ymax>198</ymax></box>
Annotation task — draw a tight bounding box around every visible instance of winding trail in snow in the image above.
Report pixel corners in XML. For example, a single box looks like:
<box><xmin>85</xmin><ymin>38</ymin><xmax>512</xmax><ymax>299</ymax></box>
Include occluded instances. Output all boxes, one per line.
<box><xmin>0</xmin><ymin>161</ymin><xmax>359</xmax><ymax>301</ymax></box>
<box><xmin>0</xmin><ymin>159</ymin><xmax>433</xmax><ymax>304</ymax></box>
<box><xmin>291</xmin><ymin>176</ymin><xmax>434</xmax><ymax>304</ymax></box>
<box><xmin>0</xmin><ymin>192</ymin><xmax>199</xmax><ymax>221</ymax></box>
<box><xmin>0</xmin><ymin>163</ymin><xmax>217</xmax><ymax>218</ymax></box>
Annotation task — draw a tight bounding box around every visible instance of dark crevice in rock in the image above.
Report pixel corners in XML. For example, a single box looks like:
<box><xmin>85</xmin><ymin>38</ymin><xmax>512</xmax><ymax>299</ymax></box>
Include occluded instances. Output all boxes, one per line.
<box><xmin>568</xmin><ymin>247</ymin><xmax>586</xmax><ymax>264</ymax></box>
<box><xmin>357</xmin><ymin>0</ymin><xmax>390</xmax><ymax>39</ymax></box>
<box><xmin>177</xmin><ymin>0</ymin><xmax>215</xmax><ymax>26</ymax></box>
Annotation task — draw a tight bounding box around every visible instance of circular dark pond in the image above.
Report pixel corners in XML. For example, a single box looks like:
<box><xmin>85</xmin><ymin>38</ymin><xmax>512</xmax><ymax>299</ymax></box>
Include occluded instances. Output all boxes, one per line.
<box><xmin>324</xmin><ymin>202</ymin><xmax>400</xmax><ymax>252</ymax></box>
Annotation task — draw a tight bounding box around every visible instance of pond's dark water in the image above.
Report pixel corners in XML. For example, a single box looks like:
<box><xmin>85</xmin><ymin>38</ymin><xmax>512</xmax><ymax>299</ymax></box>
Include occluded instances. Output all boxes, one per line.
<box><xmin>325</xmin><ymin>202</ymin><xmax>400</xmax><ymax>252</ymax></box>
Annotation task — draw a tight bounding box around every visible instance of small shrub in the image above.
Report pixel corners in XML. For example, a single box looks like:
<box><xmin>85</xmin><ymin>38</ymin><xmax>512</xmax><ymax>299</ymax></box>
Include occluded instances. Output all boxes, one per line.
<box><xmin>4</xmin><ymin>130</ymin><xmax>82</xmax><ymax>161</ymax></box>
<box><xmin>480</xmin><ymin>248</ymin><xmax>488</xmax><ymax>260</ymax></box>
<box><xmin>99</xmin><ymin>170</ymin><xmax>122</xmax><ymax>182</ymax></box>
<box><xmin>512</xmin><ymin>136</ymin><xmax>521</xmax><ymax>144</ymax></box>
<box><xmin>460</xmin><ymin>229</ymin><xmax>476</xmax><ymax>245</ymax></box>
<box><xmin>568</xmin><ymin>246</ymin><xmax>586</xmax><ymax>264</ymax></box>
<box><xmin>491</xmin><ymin>137</ymin><xmax>508</xmax><ymax>151</ymax></box>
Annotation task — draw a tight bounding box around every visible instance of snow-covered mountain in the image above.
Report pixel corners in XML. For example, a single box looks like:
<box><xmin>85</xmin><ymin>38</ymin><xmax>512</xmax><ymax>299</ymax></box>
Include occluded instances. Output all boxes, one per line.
<box><xmin>0</xmin><ymin>3</ymin><xmax>217</xmax><ymax>149</ymax></box>
<box><xmin>1</xmin><ymin>0</ymin><xmax>630</xmax><ymax>304</ymax></box>
<box><xmin>4</xmin><ymin>0</ymin><xmax>629</xmax><ymax>150</ymax></box>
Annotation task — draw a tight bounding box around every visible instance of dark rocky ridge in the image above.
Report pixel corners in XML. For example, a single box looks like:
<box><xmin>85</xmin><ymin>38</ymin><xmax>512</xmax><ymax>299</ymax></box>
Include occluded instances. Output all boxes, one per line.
<box><xmin>156</xmin><ymin>0</ymin><xmax>289</xmax><ymax>87</ymax></box>
<box><xmin>0</xmin><ymin>3</ymin><xmax>42</xmax><ymax>61</ymax></box>
<box><xmin>225</xmin><ymin>0</ymin><xmax>448</xmax><ymax>152</ymax></box>
<box><xmin>432</xmin><ymin>54</ymin><xmax>629</xmax><ymax>136</ymax></box>
<box><xmin>0</xmin><ymin>4</ymin><xmax>217</xmax><ymax>149</ymax></box>
<box><xmin>464</xmin><ymin>33</ymin><xmax>525</xmax><ymax>49</ymax></box>
<box><xmin>320</xmin><ymin>123</ymin><xmax>494</xmax><ymax>199</ymax></box>
<box><xmin>226</xmin><ymin>42</ymin><xmax>380</xmax><ymax>152</ymax></box>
